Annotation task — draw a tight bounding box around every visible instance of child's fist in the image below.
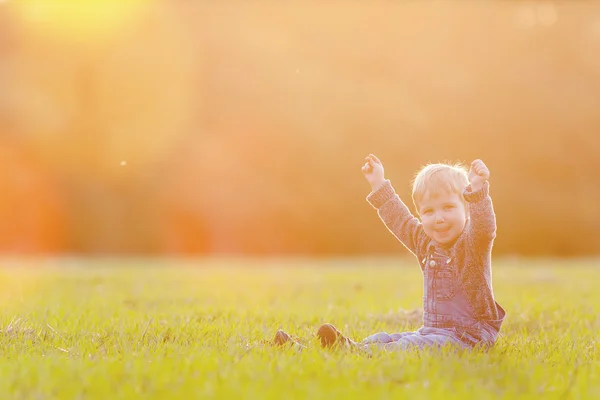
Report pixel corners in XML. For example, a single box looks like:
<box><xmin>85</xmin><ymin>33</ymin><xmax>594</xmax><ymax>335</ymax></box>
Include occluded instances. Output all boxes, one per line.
<box><xmin>468</xmin><ymin>159</ymin><xmax>490</xmax><ymax>191</ymax></box>
<box><xmin>362</xmin><ymin>154</ymin><xmax>386</xmax><ymax>191</ymax></box>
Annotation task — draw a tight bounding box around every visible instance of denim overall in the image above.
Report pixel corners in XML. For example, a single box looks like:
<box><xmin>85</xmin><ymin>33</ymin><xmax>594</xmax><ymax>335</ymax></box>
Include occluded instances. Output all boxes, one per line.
<box><xmin>363</xmin><ymin>248</ymin><xmax>505</xmax><ymax>351</ymax></box>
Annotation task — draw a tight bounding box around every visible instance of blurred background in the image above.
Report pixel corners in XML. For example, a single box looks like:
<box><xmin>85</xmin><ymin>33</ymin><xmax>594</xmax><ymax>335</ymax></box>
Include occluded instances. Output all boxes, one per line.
<box><xmin>0</xmin><ymin>0</ymin><xmax>598</xmax><ymax>257</ymax></box>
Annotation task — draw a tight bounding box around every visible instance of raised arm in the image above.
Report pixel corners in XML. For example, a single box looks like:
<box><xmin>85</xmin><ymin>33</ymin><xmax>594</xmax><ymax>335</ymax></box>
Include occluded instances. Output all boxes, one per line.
<box><xmin>362</xmin><ymin>154</ymin><xmax>429</xmax><ymax>255</ymax></box>
<box><xmin>464</xmin><ymin>159</ymin><xmax>496</xmax><ymax>242</ymax></box>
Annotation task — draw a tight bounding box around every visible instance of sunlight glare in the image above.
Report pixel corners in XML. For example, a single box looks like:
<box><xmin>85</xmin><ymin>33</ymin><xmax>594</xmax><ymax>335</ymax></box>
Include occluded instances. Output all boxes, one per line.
<box><xmin>515</xmin><ymin>3</ymin><xmax>558</xmax><ymax>28</ymax></box>
<box><xmin>536</xmin><ymin>3</ymin><xmax>558</xmax><ymax>27</ymax></box>
<box><xmin>14</xmin><ymin>0</ymin><xmax>150</xmax><ymax>42</ymax></box>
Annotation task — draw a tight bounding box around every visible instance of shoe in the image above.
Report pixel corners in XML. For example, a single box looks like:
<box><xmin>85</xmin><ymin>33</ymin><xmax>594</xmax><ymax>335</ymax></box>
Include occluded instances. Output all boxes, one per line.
<box><xmin>317</xmin><ymin>323</ymin><xmax>357</xmax><ymax>348</ymax></box>
<box><xmin>317</xmin><ymin>323</ymin><xmax>339</xmax><ymax>347</ymax></box>
<box><xmin>273</xmin><ymin>329</ymin><xmax>307</xmax><ymax>351</ymax></box>
<box><xmin>273</xmin><ymin>329</ymin><xmax>293</xmax><ymax>346</ymax></box>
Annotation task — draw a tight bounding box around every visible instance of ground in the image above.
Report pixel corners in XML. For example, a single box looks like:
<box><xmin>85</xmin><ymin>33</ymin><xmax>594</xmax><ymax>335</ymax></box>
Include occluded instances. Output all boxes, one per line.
<box><xmin>0</xmin><ymin>257</ymin><xmax>598</xmax><ymax>399</ymax></box>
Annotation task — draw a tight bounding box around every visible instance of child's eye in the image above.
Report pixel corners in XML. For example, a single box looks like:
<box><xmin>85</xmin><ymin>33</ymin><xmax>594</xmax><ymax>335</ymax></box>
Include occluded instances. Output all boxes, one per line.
<box><xmin>444</xmin><ymin>205</ymin><xmax>454</xmax><ymax>211</ymax></box>
<box><xmin>423</xmin><ymin>209</ymin><xmax>433</xmax><ymax>215</ymax></box>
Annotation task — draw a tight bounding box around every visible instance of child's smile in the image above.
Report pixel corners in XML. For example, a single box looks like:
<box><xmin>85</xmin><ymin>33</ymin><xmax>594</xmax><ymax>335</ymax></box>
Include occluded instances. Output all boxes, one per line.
<box><xmin>418</xmin><ymin>191</ymin><xmax>467</xmax><ymax>245</ymax></box>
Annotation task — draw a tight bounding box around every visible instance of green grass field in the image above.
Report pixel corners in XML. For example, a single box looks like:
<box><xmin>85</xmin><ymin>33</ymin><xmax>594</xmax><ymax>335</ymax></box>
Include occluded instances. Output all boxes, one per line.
<box><xmin>0</xmin><ymin>257</ymin><xmax>598</xmax><ymax>399</ymax></box>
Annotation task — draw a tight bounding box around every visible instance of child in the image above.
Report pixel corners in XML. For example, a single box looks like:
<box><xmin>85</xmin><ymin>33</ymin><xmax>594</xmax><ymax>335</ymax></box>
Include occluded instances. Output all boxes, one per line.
<box><xmin>274</xmin><ymin>154</ymin><xmax>505</xmax><ymax>351</ymax></box>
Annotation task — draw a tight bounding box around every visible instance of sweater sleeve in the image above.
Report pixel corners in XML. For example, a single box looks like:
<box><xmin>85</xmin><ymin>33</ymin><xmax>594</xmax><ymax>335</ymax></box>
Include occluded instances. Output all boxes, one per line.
<box><xmin>366</xmin><ymin>180</ymin><xmax>430</xmax><ymax>256</ymax></box>
<box><xmin>463</xmin><ymin>181</ymin><xmax>496</xmax><ymax>242</ymax></box>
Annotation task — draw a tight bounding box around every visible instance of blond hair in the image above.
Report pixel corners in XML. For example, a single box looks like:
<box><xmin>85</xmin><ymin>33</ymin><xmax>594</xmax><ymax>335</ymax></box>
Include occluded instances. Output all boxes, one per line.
<box><xmin>412</xmin><ymin>163</ymin><xmax>469</xmax><ymax>211</ymax></box>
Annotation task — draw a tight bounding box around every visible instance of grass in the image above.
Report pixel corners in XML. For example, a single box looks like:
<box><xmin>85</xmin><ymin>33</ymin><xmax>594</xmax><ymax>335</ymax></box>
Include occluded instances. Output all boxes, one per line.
<box><xmin>0</xmin><ymin>257</ymin><xmax>598</xmax><ymax>399</ymax></box>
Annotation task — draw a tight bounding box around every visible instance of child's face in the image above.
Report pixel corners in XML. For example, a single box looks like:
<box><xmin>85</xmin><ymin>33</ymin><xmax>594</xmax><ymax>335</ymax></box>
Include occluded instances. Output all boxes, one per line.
<box><xmin>418</xmin><ymin>190</ymin><xmax>467</xmax><ymax>245</ymax></box>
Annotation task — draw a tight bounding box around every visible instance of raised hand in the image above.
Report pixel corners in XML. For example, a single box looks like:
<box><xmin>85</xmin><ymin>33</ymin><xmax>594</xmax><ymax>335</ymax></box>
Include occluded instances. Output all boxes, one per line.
<box><xmin>468</xmin><ymin>159</ymin><xmax>490</xmax><ymax>191</ymax></box>
<box><xmin>362</xmin><ymin>154</ymin><xmax>386</xmax><ymax>191</ymax></box>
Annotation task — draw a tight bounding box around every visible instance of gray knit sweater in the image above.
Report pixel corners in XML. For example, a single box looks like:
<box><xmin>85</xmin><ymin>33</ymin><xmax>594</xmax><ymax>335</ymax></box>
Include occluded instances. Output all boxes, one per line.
<box><xmin>367</xmin><ymin>180</ymin><xmax>502</xmax><ymax>321</ymax></box>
